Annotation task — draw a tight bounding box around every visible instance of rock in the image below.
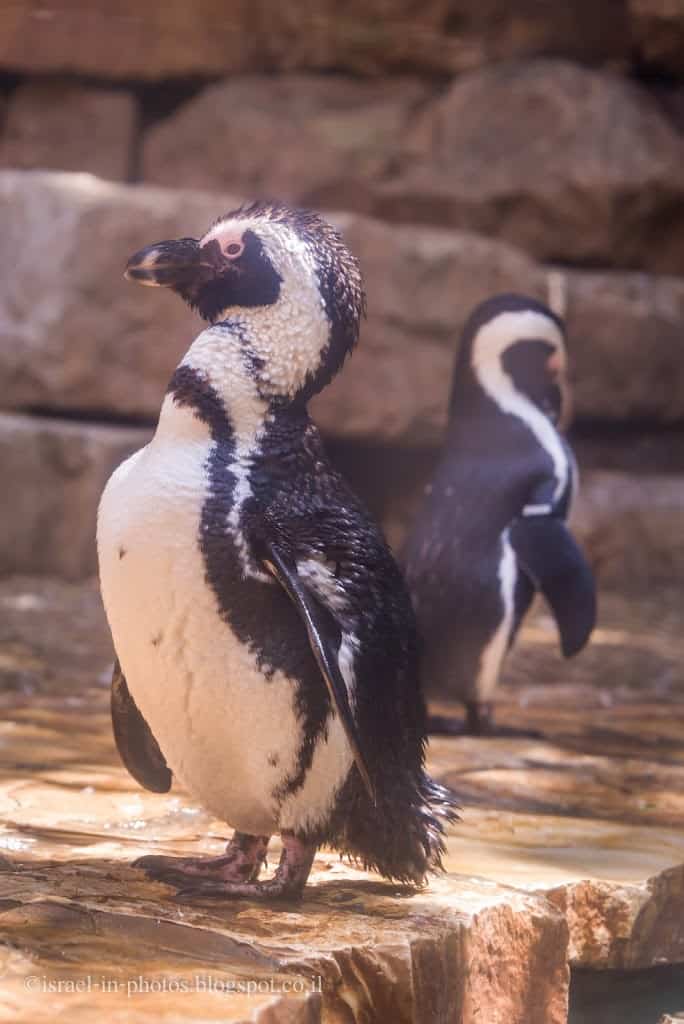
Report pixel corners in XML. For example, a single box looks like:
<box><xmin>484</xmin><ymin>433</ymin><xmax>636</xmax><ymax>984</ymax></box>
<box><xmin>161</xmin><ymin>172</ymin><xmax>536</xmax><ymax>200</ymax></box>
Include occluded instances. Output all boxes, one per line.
<box><xmin>142</xmin><ymin>63</ymin><xmax>683</xmax><ymax>274</ymax></box>
<box><xmin>0</xmin><ymin>171</ymin><xmax>210</xmax><ymax>420</ymax></box>
<box><xmin>3</xmin><ymin>409</ymin><xmax>683</xmax><ymax>588</ymax></box>
<box><xmin>0</xmin><ymin>412</ymin><xmax>150</xmax><ymax>580</ymax></box>
<box><xmin>142</xmin><ymin>75</ymin><xmax>431</xmax><ymax>212</ymax></box>
<box><xmin>565</xmin><ymin>270</ymin><xmax>684</xmax><ymax>422</ymax></box>
<box><xmin>2</xmin><ymin>578</ymin><xmax>684</xmax><ymax>1022</ymax></box>
<box><xmin>317</xmin><ymin>252</ymin><xmax>684</xmax><ymax>442</ymax></box>
<box><xmin>0</xmin><ymin>79</ymin><xmax>137</xmax><ymax>182</ymax></box>
<box><xmin>3</xmin><ymin>171</ymin><xmax>684</xmax><ymax>443</ymax></box>
<box><xmin>377</xmin><ymin>60</ymin><xmax>684</xmax><ymax>274</ymax></box>
<box><xmin>311</xmin><ymin>216</ymin><xmax>547</xmax><ymax>445</ymax></box>
<box><xmin>548</xmin><ymin>869</ymin><xmax>684</xmax><ymax>969</ymax></box>
<box><xmin>572</xmin><ymin>470</ymin><xmax>684</xmax><ymax>587</ymax></box>
<box><xmin>0</xmin><ymin>1</ymin><xmax>630</xmax><ymax>80</ymax></box>
<box><xmin>630</xmin><ymin>0</ymin><xmax>684</xmax><ymax>74</ymax></box>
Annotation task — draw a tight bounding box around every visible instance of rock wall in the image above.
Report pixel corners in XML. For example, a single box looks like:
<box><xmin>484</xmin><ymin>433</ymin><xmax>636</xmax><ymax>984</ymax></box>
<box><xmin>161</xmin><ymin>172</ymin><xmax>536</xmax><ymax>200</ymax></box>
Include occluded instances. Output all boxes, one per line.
<box><xmin>1</xmin><ymin>1</ymin><xmax>684</xmax><ymax>589</ymax></box>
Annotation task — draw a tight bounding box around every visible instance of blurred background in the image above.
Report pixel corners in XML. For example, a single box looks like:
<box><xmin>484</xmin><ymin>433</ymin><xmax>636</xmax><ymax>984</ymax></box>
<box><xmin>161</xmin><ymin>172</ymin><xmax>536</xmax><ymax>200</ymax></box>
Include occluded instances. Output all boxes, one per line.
<box><xmin>0</xmin><ymin>0</ymin><xmax>684</xmax><ymax>591</ymax></box>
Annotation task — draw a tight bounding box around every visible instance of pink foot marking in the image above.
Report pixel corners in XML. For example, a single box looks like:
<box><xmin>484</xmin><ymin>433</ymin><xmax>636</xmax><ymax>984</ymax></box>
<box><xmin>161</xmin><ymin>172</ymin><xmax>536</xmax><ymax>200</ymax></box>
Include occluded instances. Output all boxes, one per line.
<box><xmin>169</xmin><ymin>831</ymin><xmax>316</xmax><ymax>902</ymax></box>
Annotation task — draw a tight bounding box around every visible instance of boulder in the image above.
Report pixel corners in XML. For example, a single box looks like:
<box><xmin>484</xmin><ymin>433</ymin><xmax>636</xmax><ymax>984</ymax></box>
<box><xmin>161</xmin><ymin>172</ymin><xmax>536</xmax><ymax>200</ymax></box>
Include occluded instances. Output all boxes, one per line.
<box><xmin>2</xmin><ymin>403</ymin><xmax>683</xmax><ymax>588</ymax></box>
<box><xmin>142</xmin><ymin>75</ymin><xmax>431</xmax><ymax>213</ymax></box>
<box><xmin>143</xmin><ymin>63</ymin><xmax>684</xmax><ymax>273</ymax></box>
<box><xmin>377</xmin><ymin>59</ymin><xmax>684</xmax><ymax>275</ymax></box>
<box><xmin>311</xmin><ymin>216</ymin><xmax>547</xmax><ymax>445</ymax></box>
<box><xmin>563</xmin><ymin>268</ymin><xmax>684</xmax><ymax>423</ymax></box>
<box><xmin>0</xmin><ymin>412</ymin><xmax>151</xmax><ymax>580</ymax></box>
<box><xmin>0</xmin><ymin>79</ymin><xmax>137</xmax><ymax>182</ymax></box>
<box><xmin>2</xmin><ymin>172</ymin><xmax>684</xmax><ymax>445</ymax></box>
<box><xmin>0</xmin><ymin>172</ymin><xmax>208</xmax><ymax>420</ymax></box>
<box><xmin>0</xmin><ymin>0</ymin><xmax>630</xmax><ymax>80</ymax></box>
<box><xmin>573</xmin><ymin>469</ymin><xmax>684</xmax><ymax>587</ymax></box>
<box><xmin>314</xmin><ymin>228</ymin><xmax>684</xmax><ymax>442</ymax></box>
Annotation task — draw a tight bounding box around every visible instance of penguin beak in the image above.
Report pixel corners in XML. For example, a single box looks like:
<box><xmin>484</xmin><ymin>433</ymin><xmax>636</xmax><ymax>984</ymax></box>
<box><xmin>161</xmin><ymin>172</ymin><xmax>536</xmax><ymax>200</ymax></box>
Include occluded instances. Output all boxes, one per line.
<box><xmin>124</xmin><ymin>238</ymin><xmax>201</xmax><ymax>287</ymax></box>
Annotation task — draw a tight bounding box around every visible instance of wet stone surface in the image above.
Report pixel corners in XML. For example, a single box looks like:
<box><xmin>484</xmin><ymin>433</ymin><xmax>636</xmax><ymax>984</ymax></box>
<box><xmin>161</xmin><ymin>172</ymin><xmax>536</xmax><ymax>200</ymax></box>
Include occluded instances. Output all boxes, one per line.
<box><xmin>0</xmin><ymin>577</ymin><xmax>683</xmax><ymax>1022</ymax></box>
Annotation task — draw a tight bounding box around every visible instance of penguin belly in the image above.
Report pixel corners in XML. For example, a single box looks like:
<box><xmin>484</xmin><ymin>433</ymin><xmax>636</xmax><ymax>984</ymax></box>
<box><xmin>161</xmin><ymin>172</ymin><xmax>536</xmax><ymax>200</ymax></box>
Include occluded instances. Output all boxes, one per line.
<box><xmin>97</xmin><ymin>436</ymin><xmax>313</xmax><ymax>836</ymax></box>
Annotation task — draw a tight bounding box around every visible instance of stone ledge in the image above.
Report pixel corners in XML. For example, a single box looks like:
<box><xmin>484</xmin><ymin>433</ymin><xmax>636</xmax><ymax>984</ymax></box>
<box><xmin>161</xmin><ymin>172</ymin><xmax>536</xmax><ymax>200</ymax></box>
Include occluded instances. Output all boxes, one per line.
<box><xmin>2</xmin><ymin>412</ymin><xmax>684</xmax><ymax>585</ymax></box>
<box><xmin>142</xmin><ymin>63</ymin><xmax>684</xmax><ymax>274</ymax></box>
<box><xmin>0</xmin><ymin>412</ymin><xmax>152</xmax><ymax>579</ymax></box>
<box><xmin>0</xmin><ymin>1</ymin><xmax>632</xmax><ymax>80</ymax></box>
<box><xmin>0</xmin><ymin>577</ymin><xmax>683</xmax><ymax>1022</ymax></box>
<box><xmin>3</xmin><ymin>409</ymin><xmax>684</xmax><ymax>585</ymax></box>
<box><xmin>2</xmin><ymin>171</ymin><xmax>684</xmax><ymax>443</ymax></box>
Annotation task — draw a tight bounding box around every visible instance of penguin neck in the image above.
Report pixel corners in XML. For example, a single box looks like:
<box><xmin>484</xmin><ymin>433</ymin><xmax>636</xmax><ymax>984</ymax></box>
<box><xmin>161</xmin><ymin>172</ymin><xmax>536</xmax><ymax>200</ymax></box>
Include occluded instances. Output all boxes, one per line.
<box><xmin>451</xmin><ymin>360</ymin><xmax>568</xmax><ymax>498</ymax></box>
<box><xmin>471</xmin><ymin>358</ymin><xmax>545</xmax><ymax>427</ymax></box>
<box><xmin>155</xmin><ymin>322</ymin><xmax>309</xmax><ymax>454</ymax></box>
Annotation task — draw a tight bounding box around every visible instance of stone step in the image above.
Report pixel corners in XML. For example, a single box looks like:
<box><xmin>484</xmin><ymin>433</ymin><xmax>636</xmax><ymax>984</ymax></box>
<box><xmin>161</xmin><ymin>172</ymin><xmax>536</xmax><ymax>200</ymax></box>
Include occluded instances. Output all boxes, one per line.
<box><xmin>143</xmin><ymin>62</ymin><xmax>684</xmax><ymax>274</ymax></box>
<box><xmin>0</xmin><ymin>412</ymin><xmax>151</xmax><ymax>580</ymax></box>
<box><xmin>3</xmin><ymin>2</ymin><xmax>680</xmax><ymax>81</ymax></box>
<box><xmin>0</xmin><ymin>80</ymin><xmax>137</xmax><ymax>182</ymax></box>
<box><xmin>1</xmin><ymin>577</ymin><xmax>684</xmax><ymax>1023</ymax></box>
<box><xmin>2</xmin><ymin>170</ymin><xmax>684</xmax><ymax>442</ymax></box>
<box><xmin>1</xmin><ymin>410</ymin><xmax>684</xmax><ymax>585</ymax></box>
<box><xmin>0</xmin><ymin>2</ymin><xmax>633</xmax><ymax>80</ymax></box>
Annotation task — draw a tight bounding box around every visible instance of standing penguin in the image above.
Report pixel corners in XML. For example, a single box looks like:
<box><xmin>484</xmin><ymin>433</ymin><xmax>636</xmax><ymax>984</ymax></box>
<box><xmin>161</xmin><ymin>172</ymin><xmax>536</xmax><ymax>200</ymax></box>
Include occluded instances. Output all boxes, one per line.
<box><xmin>98</xmin><ymin>202</ymin><xmax>456</xmax><ymax>899</ymax></box>
<box><xmin>405</xmin><ymin>294</ymin><xmax>596</xmax><ymax>737</ymax></box>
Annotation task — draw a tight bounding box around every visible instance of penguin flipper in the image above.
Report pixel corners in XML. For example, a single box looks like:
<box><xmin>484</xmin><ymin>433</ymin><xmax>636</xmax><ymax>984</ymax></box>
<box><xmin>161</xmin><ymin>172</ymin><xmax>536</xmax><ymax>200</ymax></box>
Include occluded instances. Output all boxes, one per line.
<box><xmin>261</xmin><ymin>541</ymin><xmax>376</xmax><ymax>805</ymax></box>
<box><xmin>508</xmin><ymin>516</ymin><xmax>597</xmax><ymax>657</ymax></box>
<box><xmin>111</xmin><ymin>659</ymin><xmax>172</xmax><ymax>793</ymax></box>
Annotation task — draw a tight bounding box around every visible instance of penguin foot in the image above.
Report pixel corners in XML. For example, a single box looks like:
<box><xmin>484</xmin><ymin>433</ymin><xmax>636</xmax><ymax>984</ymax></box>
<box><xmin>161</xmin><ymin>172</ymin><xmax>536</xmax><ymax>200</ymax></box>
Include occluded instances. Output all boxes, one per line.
<box><xmin>428</xmin><ymin>704</ymin><xmax>543</xmax><ymax>739</ymax></box>
<box><xmin>134</xmin><ymin>831</ymin><xmax>270</xmax><ymax>887</ymax></box>
<box><xmin>172</xmin><ymin>832</ymin><xmax>317</xmax><ymax>902</ymax></box>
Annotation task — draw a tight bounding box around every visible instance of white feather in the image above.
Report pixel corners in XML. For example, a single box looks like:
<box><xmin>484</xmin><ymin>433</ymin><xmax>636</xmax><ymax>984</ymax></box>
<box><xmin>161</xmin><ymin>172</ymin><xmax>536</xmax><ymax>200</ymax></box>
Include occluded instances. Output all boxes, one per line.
<box><xmin>473</xmin><ymin>533</ymin><xmax>517</xmax><ymax>701</ymax></box>
<box><xmin>471</xmin><ymin>309</ymin><xmax>569</xmax><ymax>502</ymax></box>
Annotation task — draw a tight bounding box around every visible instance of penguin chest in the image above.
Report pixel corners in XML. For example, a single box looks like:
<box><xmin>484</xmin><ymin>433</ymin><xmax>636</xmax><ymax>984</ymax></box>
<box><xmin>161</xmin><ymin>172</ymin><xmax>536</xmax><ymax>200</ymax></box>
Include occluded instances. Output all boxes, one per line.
<box><xmin>97</xmin><ymin>437</ymin><xmax>307</xmax><ymax>834</ymax></box>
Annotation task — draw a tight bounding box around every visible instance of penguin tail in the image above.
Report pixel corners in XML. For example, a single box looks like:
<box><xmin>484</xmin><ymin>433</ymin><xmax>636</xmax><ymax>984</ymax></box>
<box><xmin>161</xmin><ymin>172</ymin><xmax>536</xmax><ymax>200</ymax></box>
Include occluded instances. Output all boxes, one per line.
<box><xmin>327</xmin><ymin>769</ymin><xmax>459</xmax><ymax>885</ymax></box>
<box><xmin>413</xmin><ymin>773</ymin><xmax>461</xmax><ymax>877</ymax></box>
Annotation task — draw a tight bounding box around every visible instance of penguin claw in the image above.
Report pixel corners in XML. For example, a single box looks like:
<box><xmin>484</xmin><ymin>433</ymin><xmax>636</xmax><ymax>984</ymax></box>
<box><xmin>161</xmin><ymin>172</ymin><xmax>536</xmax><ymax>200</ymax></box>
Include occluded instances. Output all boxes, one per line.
<box><xmin>170</xmin><ymin>832</ymin><xmax>316</xmax><ymax>902</ymax></box>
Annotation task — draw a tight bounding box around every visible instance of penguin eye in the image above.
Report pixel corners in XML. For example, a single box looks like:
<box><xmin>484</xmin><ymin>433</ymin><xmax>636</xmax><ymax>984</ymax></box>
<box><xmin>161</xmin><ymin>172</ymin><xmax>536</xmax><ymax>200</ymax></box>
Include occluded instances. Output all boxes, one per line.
<box><xmin>225</xmin><ymin>241</ymin><xmax>244</xmax><ymax>259</ymax></box>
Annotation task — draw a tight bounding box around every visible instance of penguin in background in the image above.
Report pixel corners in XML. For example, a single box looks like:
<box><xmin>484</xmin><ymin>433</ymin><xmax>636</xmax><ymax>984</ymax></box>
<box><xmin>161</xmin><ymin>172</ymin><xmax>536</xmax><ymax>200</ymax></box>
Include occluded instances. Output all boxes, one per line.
<box><xmin>404</xmin><ymin>294</ymin><xmax>596</xmax><ymax>737</ymax></box>
<box><xmin>98</xmin><ymin>201</ymin><xmax>456</xmax><ymax>900</ymax></box>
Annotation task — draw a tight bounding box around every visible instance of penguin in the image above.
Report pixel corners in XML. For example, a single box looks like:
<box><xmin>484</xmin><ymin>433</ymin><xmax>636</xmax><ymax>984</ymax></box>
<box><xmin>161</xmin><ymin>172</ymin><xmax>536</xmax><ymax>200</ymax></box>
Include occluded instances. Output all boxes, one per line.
<box><xmin>97</xmin><ymin>201</ymin><xmax>456</xmax><ymax>899</ymax></box>
<box><xmin>404</xmin><ymin>294</ymin><xmax>596</xmax><ymax>737</ymax></box>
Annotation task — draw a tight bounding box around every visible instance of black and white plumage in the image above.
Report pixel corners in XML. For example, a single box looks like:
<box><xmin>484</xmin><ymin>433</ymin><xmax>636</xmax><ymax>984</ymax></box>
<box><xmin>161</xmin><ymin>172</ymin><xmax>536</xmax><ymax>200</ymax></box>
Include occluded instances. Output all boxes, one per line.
<box><xmin>405</xmin><ymin>294</ymin><xmax>597</xmax><ymax>737</ymax></box>
<box><xmin>97</xmin><ymin>201</ymin><xmax>456</xmax><ymax>898</ymax></box>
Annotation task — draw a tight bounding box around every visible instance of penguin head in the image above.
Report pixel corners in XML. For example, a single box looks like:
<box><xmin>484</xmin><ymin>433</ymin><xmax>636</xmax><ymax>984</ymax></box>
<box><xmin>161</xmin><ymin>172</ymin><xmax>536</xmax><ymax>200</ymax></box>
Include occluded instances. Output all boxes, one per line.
<box><xmin>125</xmin><ymin>201</ymin><xmax>365</xmax><ymax>402</ymax></box>
<box><xmin>453</xmin><ymin>294</ymin><xmax>570</xmax><ymax>427</ymax></box>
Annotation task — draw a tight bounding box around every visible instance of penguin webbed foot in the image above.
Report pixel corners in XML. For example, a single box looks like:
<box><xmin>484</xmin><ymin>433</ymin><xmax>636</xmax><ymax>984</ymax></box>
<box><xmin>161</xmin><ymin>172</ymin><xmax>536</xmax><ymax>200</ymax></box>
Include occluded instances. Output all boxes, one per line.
<box><xmin>134</xmin><ymin>831</ymin><xmax>269</xmax><ymax>887</ymax></box>
<box><xmin>141</xmin><ymin>832</ymin><xmax>317</xmax><ymax>902</ymax></box>
<box><xmin>428</xmin><ymin>704</ymin><xmax>543</xmax><ymax>740</ymax></box>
